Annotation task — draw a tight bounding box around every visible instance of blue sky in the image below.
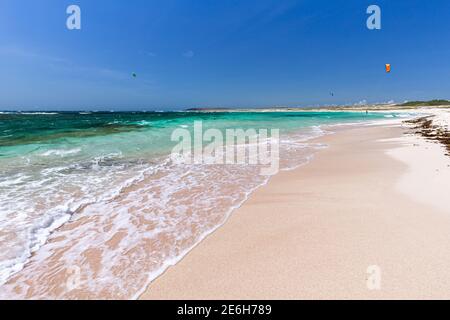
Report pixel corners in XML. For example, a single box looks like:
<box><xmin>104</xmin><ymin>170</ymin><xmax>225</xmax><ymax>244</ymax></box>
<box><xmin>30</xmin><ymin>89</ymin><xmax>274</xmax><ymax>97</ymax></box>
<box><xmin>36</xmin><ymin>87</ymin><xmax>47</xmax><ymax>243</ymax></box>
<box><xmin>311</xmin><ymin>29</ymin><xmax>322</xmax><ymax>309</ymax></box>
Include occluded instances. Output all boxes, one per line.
<box><xmin>1</xmin><ymin>0</ymin><xmax>449</xmax><ymax>110</ymax></box>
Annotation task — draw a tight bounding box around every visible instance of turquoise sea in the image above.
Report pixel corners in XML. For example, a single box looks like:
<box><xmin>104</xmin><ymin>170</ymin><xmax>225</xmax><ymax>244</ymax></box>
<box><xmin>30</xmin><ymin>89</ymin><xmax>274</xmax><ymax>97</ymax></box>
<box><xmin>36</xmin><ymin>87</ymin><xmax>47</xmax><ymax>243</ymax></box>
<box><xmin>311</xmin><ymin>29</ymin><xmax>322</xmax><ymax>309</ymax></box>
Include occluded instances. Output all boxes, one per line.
<box><xmin>0</xmin><ymin>110</ymin><xmax>409</xmax><ymax>299</ymax></box>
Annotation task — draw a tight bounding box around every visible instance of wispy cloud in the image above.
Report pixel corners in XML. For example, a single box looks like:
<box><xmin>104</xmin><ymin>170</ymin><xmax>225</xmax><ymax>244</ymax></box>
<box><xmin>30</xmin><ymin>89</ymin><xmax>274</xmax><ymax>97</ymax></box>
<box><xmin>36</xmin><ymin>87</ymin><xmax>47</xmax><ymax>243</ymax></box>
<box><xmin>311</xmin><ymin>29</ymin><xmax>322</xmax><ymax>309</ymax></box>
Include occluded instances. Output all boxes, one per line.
<box><xmin>139</xmin><ymin>50</ymin><xmax>157</xmax><ymax>57</ymax></box>
<box><xmin>0</xmin><ymin>44</ymin><xmax>136</xmax><ymax>82</ymax></box>
<box><xmin>354</xmin><ymin>99</ymin><xmax>367</xmax><ymax>106</ymax></box>
<box><xmin>0</xmin><ymin>45</ymin><xmax>67</xmax><ymax>63</ymax></box>
<box><xmin>182</xmin><ymin>50</ymin><xmax>194</xmax><ymax>58</ymax></box>
<box><xmin>229</xmin><ymin>0</ymin><xmax>300</xmax><ymax>35</ymax></box>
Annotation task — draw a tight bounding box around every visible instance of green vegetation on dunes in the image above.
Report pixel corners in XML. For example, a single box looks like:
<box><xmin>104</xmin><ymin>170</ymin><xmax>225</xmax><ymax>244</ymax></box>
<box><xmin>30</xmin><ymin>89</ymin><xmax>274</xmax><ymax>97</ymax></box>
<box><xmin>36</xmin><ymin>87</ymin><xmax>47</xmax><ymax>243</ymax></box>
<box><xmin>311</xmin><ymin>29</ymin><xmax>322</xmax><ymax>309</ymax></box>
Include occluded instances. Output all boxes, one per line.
<box><xmin>398</xmin><ymin>100</ymin><xmax>450</xmax><ymax>107</ymax></box>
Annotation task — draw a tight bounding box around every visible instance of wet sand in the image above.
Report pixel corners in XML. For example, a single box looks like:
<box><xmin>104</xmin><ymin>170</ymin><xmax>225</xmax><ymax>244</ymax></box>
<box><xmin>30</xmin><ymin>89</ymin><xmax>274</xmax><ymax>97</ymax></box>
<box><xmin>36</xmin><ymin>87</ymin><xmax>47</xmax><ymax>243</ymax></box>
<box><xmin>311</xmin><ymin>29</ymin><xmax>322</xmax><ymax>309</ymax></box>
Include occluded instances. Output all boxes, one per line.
<box><xmin>141</xmin><ymin>123</ymin><xmax>450</xmax><ymax>299</ymax></box>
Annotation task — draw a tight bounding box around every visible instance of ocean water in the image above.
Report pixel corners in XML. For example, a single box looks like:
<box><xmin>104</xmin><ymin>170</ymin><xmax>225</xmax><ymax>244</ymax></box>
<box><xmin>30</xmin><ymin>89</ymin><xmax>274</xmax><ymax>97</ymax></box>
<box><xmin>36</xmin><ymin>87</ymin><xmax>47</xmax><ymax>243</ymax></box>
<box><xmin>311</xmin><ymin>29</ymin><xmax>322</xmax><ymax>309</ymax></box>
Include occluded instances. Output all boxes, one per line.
<box><xmin>0</xmin><ymin>111</ymin><xmax>402</xmax><ymax>299</ymax></box>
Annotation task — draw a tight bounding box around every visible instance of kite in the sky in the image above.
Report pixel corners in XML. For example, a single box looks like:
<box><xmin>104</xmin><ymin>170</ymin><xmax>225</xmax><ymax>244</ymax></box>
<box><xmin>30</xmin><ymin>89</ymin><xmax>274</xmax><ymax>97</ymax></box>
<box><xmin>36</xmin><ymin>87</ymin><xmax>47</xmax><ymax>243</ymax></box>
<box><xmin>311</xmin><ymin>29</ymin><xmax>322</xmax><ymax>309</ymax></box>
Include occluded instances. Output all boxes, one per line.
<box><xmin>385</xmin><ymin>64</ymin><xmax>391</xmax><ymax>73</ymax></box>
<box><xmin>132</xmin><ymin>72</ymin><xmax>137</xmax><ymax>78</ymax></box>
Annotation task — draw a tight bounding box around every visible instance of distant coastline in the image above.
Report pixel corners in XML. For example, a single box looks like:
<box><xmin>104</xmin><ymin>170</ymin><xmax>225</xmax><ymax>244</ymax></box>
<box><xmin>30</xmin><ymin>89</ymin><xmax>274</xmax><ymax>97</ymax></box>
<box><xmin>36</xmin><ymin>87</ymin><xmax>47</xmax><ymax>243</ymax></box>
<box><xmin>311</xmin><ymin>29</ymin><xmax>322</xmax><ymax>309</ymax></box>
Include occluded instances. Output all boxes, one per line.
<box><xmin>2</xmin><ymin>100</ymin><xmax>449</xmax><ymax>114</ymax></box>
<box><xmin>185</xmin><ymin>100</ymin><xmax>450</xmax><ymax>113</ymax></box>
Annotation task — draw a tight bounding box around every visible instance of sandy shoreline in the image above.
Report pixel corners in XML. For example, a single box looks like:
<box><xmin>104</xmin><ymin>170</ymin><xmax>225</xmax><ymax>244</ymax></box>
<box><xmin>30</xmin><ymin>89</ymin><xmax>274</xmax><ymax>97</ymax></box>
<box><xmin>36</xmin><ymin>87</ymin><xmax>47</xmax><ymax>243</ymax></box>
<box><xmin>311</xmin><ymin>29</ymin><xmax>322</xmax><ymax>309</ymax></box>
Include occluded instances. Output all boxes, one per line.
<box><xmin>141</xmin><ymin>120</ymin><xmax>450</xmax><ymax>299</ymax></box>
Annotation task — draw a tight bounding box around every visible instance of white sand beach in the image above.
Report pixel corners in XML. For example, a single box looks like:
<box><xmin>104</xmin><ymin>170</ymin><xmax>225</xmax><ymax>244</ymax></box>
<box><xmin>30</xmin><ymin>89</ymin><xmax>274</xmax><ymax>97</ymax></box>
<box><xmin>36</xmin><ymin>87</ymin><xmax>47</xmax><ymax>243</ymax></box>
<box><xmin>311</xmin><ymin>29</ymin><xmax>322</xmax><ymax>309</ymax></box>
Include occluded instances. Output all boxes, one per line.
<box><xmin>141</xmin><ymin>108</ymin><xmax>450</xmax><ymax>299</ymax></box>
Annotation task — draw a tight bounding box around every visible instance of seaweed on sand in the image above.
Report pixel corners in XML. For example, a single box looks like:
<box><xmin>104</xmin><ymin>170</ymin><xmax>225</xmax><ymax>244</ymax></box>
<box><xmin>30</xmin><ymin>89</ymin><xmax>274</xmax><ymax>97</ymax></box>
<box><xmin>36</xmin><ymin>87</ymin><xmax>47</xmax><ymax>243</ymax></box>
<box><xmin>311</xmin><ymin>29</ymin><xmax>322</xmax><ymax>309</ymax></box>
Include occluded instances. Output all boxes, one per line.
<box><xmin>405</xmin><ymin>116</ymin><xmax>450</xmax><ymax>156</ymax></box>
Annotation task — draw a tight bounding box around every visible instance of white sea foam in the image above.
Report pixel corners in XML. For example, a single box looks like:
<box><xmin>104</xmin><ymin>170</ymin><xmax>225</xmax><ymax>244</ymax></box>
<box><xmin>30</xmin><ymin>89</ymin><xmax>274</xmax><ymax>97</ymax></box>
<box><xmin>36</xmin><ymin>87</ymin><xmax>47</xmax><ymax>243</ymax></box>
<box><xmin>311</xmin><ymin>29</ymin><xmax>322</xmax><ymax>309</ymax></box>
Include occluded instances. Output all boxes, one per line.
<box><xmin>0</xmin><ymin>126</ymin><xmax>329</xmax><ymax>299</ymax></box>
<box><xmin>40</xmin><ymin>148</ymin><xmax>82</xmax><ymax>157</ymax></box>
<box><xmin>0</xmin><ymin>150</ymin><xmax>159</xmax><ymax>286</ymax></box>
<box><xmin>19</xmin><ymin>112</ymin><xmax>59</xmax><ymax>115</ymax></box>
<box><xmin>0</xmin><ymin>112</ymin><xmax>142</xmax><ymax>116</ymax></box>
<box><xmin>136</xmin><ymin>120</ymin><xmax>152</xmax><ymax>126</ymax></box>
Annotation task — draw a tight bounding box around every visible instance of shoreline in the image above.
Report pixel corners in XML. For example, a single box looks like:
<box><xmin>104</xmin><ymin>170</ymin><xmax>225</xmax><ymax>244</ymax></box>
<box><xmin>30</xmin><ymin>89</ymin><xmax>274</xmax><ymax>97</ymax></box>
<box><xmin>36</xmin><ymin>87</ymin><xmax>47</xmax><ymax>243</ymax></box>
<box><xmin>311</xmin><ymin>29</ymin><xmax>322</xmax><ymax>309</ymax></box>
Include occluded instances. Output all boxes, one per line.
<box><xmin>1</xmin><ymin>110</ymin><xmax>448</xmax><ymax>299</ymax></box>
<box><xmin>140</xmin><ymin>120</ymin><xmax>450</xmax><ymax>299</ymax></box>
<box><xmin>0</xmin><ymin>111</ymin><xmax>388</xmax><ymax>299</ymax></box>
<box><xmin>131</xmin><ymin>124</ymin><xmax>333</xmax><ymax>300</ymax></box>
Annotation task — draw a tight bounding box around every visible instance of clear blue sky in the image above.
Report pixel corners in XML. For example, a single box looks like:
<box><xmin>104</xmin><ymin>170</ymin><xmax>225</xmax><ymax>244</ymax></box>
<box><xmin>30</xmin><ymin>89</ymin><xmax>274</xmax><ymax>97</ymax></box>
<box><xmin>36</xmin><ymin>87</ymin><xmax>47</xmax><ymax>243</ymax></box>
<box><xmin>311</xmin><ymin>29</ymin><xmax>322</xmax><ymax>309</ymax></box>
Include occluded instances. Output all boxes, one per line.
<box><xmin>1</xmin><ymin>0</ymin><xmax>449</xmax><ymax>110</ymax></box>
